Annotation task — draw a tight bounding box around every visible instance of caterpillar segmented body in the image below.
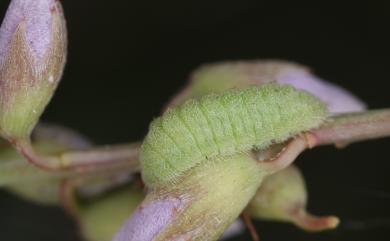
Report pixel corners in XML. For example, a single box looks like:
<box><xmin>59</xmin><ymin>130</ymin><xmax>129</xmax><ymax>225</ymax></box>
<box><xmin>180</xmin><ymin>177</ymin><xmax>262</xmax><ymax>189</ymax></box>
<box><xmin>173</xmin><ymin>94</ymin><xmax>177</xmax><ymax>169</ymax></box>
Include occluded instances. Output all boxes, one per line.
<box><xmin>141</xmin><ymin>84</ymin><xmax>327</xmax><ymax>186</ymax></box>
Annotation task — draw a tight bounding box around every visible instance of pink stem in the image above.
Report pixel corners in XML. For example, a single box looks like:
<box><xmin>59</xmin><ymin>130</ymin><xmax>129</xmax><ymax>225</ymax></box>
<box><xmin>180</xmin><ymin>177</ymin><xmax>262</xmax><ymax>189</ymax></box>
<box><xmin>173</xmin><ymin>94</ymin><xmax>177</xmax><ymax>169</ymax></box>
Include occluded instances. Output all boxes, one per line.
<box><xmin>14</xmin><ymin>140</ymin><xmax>140</xmax><ymax>173</ymax></box>
<box><xmin>308</xmin><ymin>109</ymin><xmax>390</xmax><ymax>147</ymax></box>
<box><xmin>259</xmin><ymin>135</ymin><xmax>308</xmax><ymax>173</ymax></box>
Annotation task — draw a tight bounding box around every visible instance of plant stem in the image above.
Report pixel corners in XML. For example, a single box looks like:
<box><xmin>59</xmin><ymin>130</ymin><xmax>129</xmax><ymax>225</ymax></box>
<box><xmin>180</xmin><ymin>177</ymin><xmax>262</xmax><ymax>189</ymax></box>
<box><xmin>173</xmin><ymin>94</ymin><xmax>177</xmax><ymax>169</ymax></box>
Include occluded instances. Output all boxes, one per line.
<box><xmin>13</xmin><ymin>140</ymin><xmax>140</xmax><ymax>173</ymax></box>
<box><xmin>308</xmin><ymin>109</ymin><xmax>390</xmax><ymax>147</ymax></box>
<box><xmin>10</xmin><ymin>109</ymin><xmax>390</xmax><ymax>175</ymax></box>
<box><xmin>241</xmin><ymin>211</ymin><xmax>260</xmax><ymax>241</ymax></box>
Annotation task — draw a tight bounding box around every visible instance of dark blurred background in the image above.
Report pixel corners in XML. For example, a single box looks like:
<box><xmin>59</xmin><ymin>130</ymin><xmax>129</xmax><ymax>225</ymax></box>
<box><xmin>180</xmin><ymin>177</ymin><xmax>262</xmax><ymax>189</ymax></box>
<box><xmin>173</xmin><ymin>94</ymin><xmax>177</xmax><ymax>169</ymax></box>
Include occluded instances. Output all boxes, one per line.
<box><xmin>0</xmin><ymin>0</ymin><xmax>389</xmax><ymax>240</ymax></box>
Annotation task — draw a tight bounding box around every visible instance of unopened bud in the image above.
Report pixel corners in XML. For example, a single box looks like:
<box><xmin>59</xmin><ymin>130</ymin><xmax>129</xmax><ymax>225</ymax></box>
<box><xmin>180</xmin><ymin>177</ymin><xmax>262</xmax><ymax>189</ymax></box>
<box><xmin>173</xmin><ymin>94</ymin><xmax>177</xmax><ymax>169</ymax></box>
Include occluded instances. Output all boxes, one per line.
<box><xmin>247</xmin><ymin>165</ymin><xmax>340</xmax><ymax>232</ymax></box>
<box><xmin>0</xmin><ymin>0</ymin><xmax>67</xmax><ymax>140</ymax></box>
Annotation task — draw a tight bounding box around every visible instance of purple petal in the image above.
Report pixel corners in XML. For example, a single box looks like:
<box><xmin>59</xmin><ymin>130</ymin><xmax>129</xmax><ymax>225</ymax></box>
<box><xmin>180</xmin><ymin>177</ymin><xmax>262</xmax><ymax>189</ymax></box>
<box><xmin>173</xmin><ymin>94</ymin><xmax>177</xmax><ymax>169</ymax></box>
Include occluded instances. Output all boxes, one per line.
<box><xmin>112</xmin><ymin>198</ymin><xmax>182</xmax><ymax>241</ymax></box>
<box><xmin>0</xmin><ymin>0</ymin><xmax>58</xmax><ymax>63</ymax></box>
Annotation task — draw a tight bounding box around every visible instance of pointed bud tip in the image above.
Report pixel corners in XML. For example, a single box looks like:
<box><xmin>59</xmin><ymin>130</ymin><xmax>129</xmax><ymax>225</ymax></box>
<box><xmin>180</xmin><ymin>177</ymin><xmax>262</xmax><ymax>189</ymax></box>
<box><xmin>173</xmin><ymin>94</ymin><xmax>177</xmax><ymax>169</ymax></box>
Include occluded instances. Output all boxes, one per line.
<box><xmin>0</xmin><ymin>0</ymin><xmax>65</xmax><ymax>63</ymax></box>
<box><xmin>293</xmin><ymin>211</ymin><xmax>340</xmax><ymax>232</ymax></box>
<box><xmin>327</xmin><ymin>216</ymin><xmax>340</xmax><ymax>229</ymax></box>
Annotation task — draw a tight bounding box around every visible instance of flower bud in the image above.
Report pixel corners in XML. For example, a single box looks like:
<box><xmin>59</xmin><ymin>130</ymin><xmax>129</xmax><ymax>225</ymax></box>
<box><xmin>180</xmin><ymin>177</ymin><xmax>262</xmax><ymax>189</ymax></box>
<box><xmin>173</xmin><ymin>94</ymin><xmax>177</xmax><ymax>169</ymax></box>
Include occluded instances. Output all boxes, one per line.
<box><xmin>113</xmin><ymin>153</ymin><xmax>271</xmax><ymax>241</ymax></box>
<box><xmin>247</xmin><ymin>165</ymin><xmax>340</xmax><ymax>232</ymax></box>
<box><xmin>0</xmin><ymin>0</ymin><xmax>67</xmax><ymax>140</ymax></box>
<box><xmin>79</xmin><ymin>186</ymin><xmax>244</xmax><ymax>241</ymax></box>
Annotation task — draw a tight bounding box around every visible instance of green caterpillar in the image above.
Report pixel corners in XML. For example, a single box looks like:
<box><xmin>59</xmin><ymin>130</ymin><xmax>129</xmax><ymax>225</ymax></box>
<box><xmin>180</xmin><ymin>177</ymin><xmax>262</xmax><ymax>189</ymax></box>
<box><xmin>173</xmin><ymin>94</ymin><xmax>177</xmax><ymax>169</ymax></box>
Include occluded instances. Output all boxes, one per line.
<box><xmin>141</xmin><ymin>84</ymin><xmax>327</xmax><ymax>187</ymax></box>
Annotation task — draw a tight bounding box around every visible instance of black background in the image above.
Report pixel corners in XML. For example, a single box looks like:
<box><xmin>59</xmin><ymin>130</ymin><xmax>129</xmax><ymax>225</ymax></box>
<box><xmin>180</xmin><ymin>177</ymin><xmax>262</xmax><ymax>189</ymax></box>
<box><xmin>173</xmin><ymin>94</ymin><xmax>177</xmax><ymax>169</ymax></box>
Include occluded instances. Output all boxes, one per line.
<box><xmin>0</xmin><ymin>0</ymin><xmax>389</xmax><ymax>241</ymax></box>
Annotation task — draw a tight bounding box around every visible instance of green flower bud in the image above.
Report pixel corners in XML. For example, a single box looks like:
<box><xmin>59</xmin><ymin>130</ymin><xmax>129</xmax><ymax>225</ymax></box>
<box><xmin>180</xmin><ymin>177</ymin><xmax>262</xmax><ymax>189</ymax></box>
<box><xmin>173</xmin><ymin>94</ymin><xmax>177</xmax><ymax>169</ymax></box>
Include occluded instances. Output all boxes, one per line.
<box><xmin>7</xmin><ymin>177</ymin><xmax>62</xmax><ymax>205</ymax></box>
<box><xmin>0</xmin><ymin>0</ymin><xmax>67</xmax><ymax>140</ymax></box>
<box><xmin>247</xmin><ymin>165</ymin><xmax>340</xmax><ymax>232</ymax></box>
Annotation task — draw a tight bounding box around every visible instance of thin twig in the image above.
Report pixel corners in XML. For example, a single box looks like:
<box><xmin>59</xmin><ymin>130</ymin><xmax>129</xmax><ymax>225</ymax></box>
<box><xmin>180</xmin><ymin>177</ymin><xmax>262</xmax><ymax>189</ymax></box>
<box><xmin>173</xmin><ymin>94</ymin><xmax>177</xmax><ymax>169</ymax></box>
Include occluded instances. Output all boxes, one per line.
<box><xmin>242</xmin><ymin>211</ymin><xmax>260</xmax><ymax>241</ymax></box>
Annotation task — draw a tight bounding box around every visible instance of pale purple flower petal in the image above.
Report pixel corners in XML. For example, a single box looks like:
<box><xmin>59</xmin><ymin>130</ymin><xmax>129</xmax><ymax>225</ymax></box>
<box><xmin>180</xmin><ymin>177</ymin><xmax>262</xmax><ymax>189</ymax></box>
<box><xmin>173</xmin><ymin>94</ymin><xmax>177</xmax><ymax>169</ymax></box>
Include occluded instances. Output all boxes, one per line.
<box><xmin>0</xmin><ymin>0</ymin><xmax>58</xmax><ymax>63</ymax></box>
<box><xmin>112</xmin><ymin>198</ymin><xmax>183</xmax><ymax>241</ymax></box>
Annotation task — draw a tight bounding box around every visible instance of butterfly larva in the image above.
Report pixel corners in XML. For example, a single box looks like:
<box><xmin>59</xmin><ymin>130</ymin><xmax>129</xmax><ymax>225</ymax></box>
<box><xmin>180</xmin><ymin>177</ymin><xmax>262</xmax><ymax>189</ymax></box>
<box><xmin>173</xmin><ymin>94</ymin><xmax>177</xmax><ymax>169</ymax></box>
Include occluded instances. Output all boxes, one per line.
<box><xmin>141</xmin><ymin>84</ymin><xmax>327</xmax><ymax>187</ymax></box>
